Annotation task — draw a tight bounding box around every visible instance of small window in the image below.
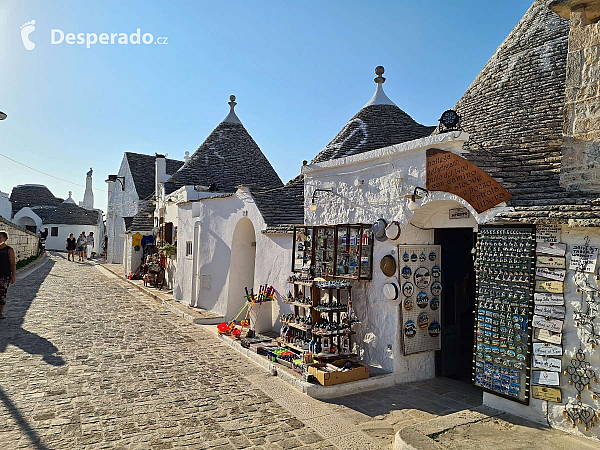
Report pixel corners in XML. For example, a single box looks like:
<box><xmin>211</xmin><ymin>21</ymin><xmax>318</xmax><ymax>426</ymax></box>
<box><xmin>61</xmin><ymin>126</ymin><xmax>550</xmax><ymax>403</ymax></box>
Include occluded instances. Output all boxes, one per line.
<box><xmin>186</xmin><ymin>241</ymin><xmax>193</xmax><ymax>257</ymax></box>
<box><xmin>51</xmin><ymin>227</ymin><xmax>59</xmax><ymax>237</ymax></box>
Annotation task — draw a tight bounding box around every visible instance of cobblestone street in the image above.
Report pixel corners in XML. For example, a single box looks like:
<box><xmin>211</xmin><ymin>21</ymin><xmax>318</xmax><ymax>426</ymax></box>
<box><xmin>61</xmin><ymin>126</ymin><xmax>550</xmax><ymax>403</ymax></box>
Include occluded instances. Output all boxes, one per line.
<box><xmin>0</xmin><ymin>255</ymin><xmax>347</xmax><ymax>449</ymax></box>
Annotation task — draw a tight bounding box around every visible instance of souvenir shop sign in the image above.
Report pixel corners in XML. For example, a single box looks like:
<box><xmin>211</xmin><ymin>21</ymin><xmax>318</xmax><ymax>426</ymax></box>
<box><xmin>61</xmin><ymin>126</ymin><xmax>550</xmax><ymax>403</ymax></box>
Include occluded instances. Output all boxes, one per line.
<box><xmin>534</xmin><ymin>328</ymin><xmax>562</xmax><ymax>345</ymax></box>
<box><xmin>532</xmin><ymin>355</ymin><xmax>562</xmax><ymax>372</ymax></box>
<box><xmin>536</xmin><ymin>256</ymin><xmax>566</xmax><ymax>269</ymax></box>
<box><xmin>532</xmin><ymin>315</ymin><xmax>563</xmax><ymax>333</ymax></box>
<box><xmin>425</xmin><ymin>148</ymin><xmax>511</xmax><ymax>213</ymax></box>
<box><xmin>533</xmin><ymin>304</ymin><xmax>566</xmax><ymax>320</ymax></box>
<box><xmin>449</xmin><ymin>207</ymin><xmax>470</xmax><ymax>220</ymax></box>
<box><xmin>536</xmin><ymin>224</ymin><xmax>561</xmax><ymax>244</ymax></box>
<box><xmin>535</xmin><ymin>280</ymin><xmax>564</xmax><ymax>294</ymax></box>
<box><xmin>398</xmin><ymin>245</ymin><xmax>441</xmax><ymax>356</ymax></box>
<box><xmin>534</xmin><ymin>293</ymin><xmax>564</xmax><ymax>306</ymax></box>
<box><xmin>536</xmin><ymin>242</ymin><xmax>567</xmax><ymax>257</ymax></box>
<box><xmin>535</xmin><ymin>267</ymin><xmax>566</xmax><ymax>282</ymax></box>
<box><xmin>533</xmin><ymin>343</ymin><xmax>563</xmax><ymax>356</ymax></box>
<box><xmin>569</xmin><ymin>244</ymin><xmax>599</xmax><ymax>273</ymax></box>
<box><xmin>532</xmin><ymin>370</ymin><xmax>561</xmax><ymax>386</ymax></box>
<box><xmin>532</xmin><ymin>386</ymin><xmax>562</xmax><ymax>403</ymax></box>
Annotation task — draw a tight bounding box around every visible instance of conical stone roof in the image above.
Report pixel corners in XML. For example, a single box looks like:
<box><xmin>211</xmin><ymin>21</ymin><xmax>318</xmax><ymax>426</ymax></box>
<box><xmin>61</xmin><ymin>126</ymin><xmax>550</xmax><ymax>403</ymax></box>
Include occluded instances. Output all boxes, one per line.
<box><xmin>165</xmin><ymin>96</ymin><xmax>283</xmax><ymax>194</ymax></box>
<box><xmin>312</xmin><ymin>67</ymin><xmax>435</xmax><ymax>164</ymax></box>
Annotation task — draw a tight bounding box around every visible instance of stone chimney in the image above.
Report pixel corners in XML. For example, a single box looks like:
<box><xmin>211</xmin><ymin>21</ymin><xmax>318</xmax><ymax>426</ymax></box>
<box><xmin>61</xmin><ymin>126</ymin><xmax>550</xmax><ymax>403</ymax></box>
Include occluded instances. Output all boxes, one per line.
<box><xmin>155</xmin><ymin>154</ymin><xmax>167</xmax><ymax>199</ymax></box>
<box><xmin>550</xmin><ymin>0</ymin><xmax>600</xmax><ymax>191</ymax></box>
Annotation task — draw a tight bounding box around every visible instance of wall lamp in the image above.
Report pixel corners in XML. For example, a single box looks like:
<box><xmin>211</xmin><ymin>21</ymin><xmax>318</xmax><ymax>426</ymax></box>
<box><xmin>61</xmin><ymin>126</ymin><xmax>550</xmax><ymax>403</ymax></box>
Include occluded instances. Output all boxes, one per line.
<box><xmin>405</xmin><ymin>187</ymin><xmax>429</xmax><ymax>212</ymax></box>
<box><xmin>310</xmin><ymin>188</ymin><xmax>333</xmax><ymax>211</ymax></box>
<box><xmin>106</xmin><ymin>174</ymin><xmax>125</xmax><ymax>191</ymax></box>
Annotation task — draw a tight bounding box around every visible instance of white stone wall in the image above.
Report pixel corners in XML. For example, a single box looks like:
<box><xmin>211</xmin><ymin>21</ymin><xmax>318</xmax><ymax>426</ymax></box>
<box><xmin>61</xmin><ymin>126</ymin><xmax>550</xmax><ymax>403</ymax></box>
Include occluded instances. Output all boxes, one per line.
<box><xmin>485</xmin><ymin>225</ymin><xmax>600</xmax><ymax>441</ymax></box>
<box><xmin>0</xmin><ymin>192</ymin><xmax>11</xmax><ymax>221</ymax></box>
<box><xmin>0</xmin><ymin>216</ymin><xmax>39</xmax><ymax>262</ymax></box>
<box><xmin>44</xmin><ymin>224</ymin><xmax>102</xmax><ymax>253</ymax></box>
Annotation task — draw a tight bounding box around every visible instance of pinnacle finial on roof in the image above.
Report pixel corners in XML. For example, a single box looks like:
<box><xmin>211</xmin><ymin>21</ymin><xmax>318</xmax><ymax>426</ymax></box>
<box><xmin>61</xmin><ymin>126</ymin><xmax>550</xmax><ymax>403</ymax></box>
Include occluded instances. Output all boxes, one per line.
<box><xmin>374</xmin><ymin>66</ymin><xmax>386</xmax><ymax>84</ymax></box>
<box><xmin>222</xmin><ymin>94</ymin><xmax>242</xmax><ymax>124</ymax></box>
<box><xmin>364</xmin><ymin>65</ymin><xmax>396</xmax><ymax>108</ymax></box>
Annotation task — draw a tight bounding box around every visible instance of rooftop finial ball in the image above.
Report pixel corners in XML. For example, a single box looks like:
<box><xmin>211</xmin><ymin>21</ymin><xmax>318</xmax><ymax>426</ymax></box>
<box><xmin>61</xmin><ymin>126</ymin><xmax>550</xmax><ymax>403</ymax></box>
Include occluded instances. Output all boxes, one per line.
<box><xmin>230</xmin><ymin>95</ymin><xmax>236</xmax><ymax>102</ymax></box>
<box><xmin>375</xmin><ymin>66</ymin><xmax>385</xmax><ymax>76</ymax></box>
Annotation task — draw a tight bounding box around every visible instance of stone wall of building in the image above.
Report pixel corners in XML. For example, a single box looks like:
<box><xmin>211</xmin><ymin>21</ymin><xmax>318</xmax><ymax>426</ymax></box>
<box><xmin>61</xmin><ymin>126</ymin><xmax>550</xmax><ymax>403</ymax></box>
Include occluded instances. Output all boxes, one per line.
<box><xmin>560</xmin><ymin>3</ymin><xmax>600</xmax><ymax>190</ymax></box>
<box><xmin>0</xmin><ymin>216</ymin><xmax>39</xmax><ymax>263</ymax></box>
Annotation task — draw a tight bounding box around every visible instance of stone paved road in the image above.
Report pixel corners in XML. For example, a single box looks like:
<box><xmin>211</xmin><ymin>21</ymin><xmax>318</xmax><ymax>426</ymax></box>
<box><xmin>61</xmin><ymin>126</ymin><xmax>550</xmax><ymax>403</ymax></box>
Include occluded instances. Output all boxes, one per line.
<box><xmin>0</xmin><ymin>254</ymin><xmax>342</xmax><ymax>449</ymax></box>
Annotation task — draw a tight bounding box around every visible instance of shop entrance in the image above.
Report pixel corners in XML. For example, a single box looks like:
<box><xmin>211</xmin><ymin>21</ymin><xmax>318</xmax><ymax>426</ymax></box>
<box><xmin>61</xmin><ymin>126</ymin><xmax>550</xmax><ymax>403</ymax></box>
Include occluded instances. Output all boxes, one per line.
<box><xmin>435</xmin><ymin>228</ymin><xmax>476</xmax><ymax>383</ymax></box>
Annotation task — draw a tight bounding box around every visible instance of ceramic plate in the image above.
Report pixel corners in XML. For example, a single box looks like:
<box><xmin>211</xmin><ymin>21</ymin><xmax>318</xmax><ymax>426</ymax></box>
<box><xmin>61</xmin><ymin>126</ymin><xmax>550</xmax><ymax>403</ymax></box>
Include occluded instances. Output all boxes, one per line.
<box><xmin>414</xmin><ymin>267</ymin><xmax>431</xmax><ymax>289</ymax></box>
<box><xmin>403</xmin><ymin>282</ymin><xmax>414</xmax><ymax>297</ymax></box>
<box><xmin>416</xmin><ymin>291</ymin><xmax>429</xmax><ymax>308</ymax></box>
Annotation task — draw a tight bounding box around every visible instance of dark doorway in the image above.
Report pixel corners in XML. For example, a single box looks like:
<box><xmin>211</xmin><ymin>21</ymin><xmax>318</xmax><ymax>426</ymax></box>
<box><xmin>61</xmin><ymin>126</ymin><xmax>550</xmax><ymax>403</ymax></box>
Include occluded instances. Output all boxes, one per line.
<box><xmin>435</xmin><ymin>228</ymin><xmax>476</xmax><ymax>383</ymax></box>
<box><xmin>25</xmin><ymin>225</ymin><xmax>37</xmax><ymax>233</ymax></box>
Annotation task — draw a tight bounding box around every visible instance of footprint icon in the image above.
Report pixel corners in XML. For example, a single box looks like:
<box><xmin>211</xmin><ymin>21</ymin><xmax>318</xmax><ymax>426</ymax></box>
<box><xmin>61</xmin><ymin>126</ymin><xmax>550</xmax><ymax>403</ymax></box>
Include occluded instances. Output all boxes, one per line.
<box><xmin>20</xmin><ymin>20</ymin><xmax>36</xmax><ymax>50</ymax></box>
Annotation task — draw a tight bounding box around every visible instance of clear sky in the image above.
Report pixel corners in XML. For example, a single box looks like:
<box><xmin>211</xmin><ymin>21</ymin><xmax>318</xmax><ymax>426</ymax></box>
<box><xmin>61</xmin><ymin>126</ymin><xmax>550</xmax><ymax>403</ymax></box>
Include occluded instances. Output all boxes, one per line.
<box><xmin>0</xmin><ymin>0</ymin><xmax>533</xmax><ymax>214</ymax></box>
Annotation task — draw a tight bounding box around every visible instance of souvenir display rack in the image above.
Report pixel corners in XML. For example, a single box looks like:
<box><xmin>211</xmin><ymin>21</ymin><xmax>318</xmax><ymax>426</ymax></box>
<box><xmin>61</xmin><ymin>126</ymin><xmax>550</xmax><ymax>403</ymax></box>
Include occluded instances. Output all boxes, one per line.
<box><xmin>473</xmin><ymin>225</ymin><xmax>536</xmax><ymax>405</ymax></box>
<box><xmin>292</xmin><ymin>224</ymin><xmax>374</xmax><ymax>280</ymax></box>
<box><xmin>280</xmin><ymin>279</ymin><xmax>356</xmax><ymax>361</ymax></box>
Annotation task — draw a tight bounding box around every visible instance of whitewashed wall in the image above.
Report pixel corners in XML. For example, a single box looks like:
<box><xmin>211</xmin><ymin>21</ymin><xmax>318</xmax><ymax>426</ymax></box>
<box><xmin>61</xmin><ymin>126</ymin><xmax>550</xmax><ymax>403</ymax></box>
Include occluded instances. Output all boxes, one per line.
<box><xmin>485</xmin><ymin>225</ymin><xmax>600</xmax><ymax>441</ymax></box>
<box><xmin>44</xmin><ymin>224</ymin><xmax>102</xmax><ymax>253</ymax></box>
<box><xmin>0</xmin><ymin>192</ymin><xmax>11</xmax><ymax>221</ymax></box>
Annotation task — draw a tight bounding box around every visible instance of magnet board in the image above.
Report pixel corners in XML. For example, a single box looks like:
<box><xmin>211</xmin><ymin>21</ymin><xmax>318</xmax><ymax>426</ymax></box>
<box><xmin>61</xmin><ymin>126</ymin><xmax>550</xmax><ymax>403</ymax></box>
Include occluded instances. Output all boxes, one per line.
<box><xmin>398</xmin><ymin>245</ymin><xmax>441</xmax><ymax>356</ymax></box>
<box><xmin>473</xmin><ymin>225</ymin><xmax>535</xmax><ymax>405</ymax></box>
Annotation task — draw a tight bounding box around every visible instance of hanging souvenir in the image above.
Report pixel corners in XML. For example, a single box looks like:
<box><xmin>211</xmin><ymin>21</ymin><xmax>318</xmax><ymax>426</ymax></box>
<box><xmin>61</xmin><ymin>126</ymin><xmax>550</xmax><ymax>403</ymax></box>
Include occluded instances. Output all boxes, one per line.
<box><xmin>404</xmin><ymin>297</ymin><xmax>414</xmax><ymax>311</ymax></box>
<box><xmin>414</xmin><ymin>267</ymin><xmax>431</xmax><ymax>288</ymax></box>
<box><xmin>404</xmin><ymin>320</ymin><xmax>416</xmax><ymax>338</ymax></box>
<box><xmin>416</xmin><ymin>291</ymin><xmax>429</xmax><ymax>308</ymax></box>
<box><xmin>428</xmin><ymin>321</ymin><xmax>441</xmax><ymax>338</ymax></box>
<box><xmin>430</xmin><ymin>297</ymin><xmax>439</xmax><ymax>310</ymax></box>
<box><xmin>411</xmin><ymin>253</ymin><xmax>418</xmax><ymax>262</ymax></box>
<box><xmin>418</xmin><ymin>313</ymin><xmax>429</xmax><ymax>330</ymax></box>
<box><xmin>401</xmin><ymin>266</ymin><xmax>412</xmax><ymax>279</ymax></box>
<box><xmin>429</xmin><ymin>251</ymin><xmax>437</xmax><ymax>261</ymax></box>
<box><xmin>403</xmin><ymin>252</ymin><xmax>410</xmax><ymax>262</ymax></box>
<box><xmin>403</xmin><ymin>282</ymin><xmax>414</xmax><ymax>297</ymax></box>
<box><xmin>431</xmin><ymin>265</ymin><xmax>441</xmax><ymax>278</ymax></box>
<box><xmin>419</xmin><ymin>252</ymin><xmax>426</xmax><ymax>262</ymax></box>
<box><xmin>380</xmin><ymin>255</ymin><xmax>397</xmax><ymax>277</ymax></box>
<box><xmin>431</xmin><ymin>281</ymin><xmax>442</xmax><ymax>296</ymax></box>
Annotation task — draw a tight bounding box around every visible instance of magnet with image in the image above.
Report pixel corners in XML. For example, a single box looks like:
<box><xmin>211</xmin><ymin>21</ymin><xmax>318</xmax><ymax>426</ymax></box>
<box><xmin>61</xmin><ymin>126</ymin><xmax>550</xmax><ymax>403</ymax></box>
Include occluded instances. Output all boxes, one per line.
<box><xmin>431</xmin><ymin>281</ymin><xmax>442</xmax><ymax>296</ymax></box>
<box><xmin>404</xmin><ymin>320</ymin><xmax>417</xmax><ymax>338</ymax></box>
<box><xmin>416</xmin><ymin>291</ymin><xmax>429</xmax><ymax>308</ymax></box>
<box><xmin>403</xmin><ymin>282</ymin><xmax>414</xmax><ymax>297</ymax></box>
<box><xmin>401</xmin><ymin>266</ymin><xmax>412</xmax><ymax>279</ymax></box>
<box><xmin>418</xmin><ymin>312</ymin><xmax>430</xmax><ymax>330</ymax></box>
<box><xmin>428</xmin><ymin>321</ymin><xmax>441</xmax><ymax>337</ymax></box>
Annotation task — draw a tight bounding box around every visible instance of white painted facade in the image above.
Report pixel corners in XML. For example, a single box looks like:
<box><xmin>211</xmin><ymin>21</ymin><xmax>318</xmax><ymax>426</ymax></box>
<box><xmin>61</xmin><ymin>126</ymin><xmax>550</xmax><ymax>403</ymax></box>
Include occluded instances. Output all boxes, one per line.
<box><xmin>0</xmin><ymin>191</ymin><xmax>11</xmax><ymax>220</ymax></box>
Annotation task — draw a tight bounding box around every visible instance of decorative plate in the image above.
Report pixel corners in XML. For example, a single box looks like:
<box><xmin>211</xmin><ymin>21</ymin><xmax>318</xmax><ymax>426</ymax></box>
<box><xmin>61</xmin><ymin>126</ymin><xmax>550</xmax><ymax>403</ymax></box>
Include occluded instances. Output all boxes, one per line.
<box><xmin>430</xmin><ymin>297</ymin><xmax>439</xmax><ymax>310</ymax></box>
<box><xmin>404</xmin><ymin>320</ymin><xmax>416</xmax><ymax>338</ymax></box>
<box><xmin>404</xmin><ymin>297</ymin><xmax>414</xmax><ymax>311</ymax></box>
<box><xmin>431</xmin><ymin>281</ymin><xmax>442</xmax><ymax>296</ymax></box>
<box><xmin>416</xmin><ymin>291</ymin><xmax>429</xmax><ymax>308</ymax></box>
<box><xmin>402</xmin><ymin>282</ymin><xmax>414</xmax><ymax>297</ymax></box>
<box><xmin>414</xmin><ymin>267</ymin><xmax>431</xmax><ymax>289</ymax></box>
<box><xmin>401</xmin><ymin>266</ymin><xmax>412</xmax><ymax>279</ymax></box>
<box><xmin>431</xmin><ymin>265</ymin><xmax>441</xmax><ymax>278</ymax></box>
<box><xmin>429</xmin><ymin>251</ymin><xmax>437</xmax><ymax>261</ymax></box>
<box><xmin>403</xmin><ymin>252</ymin><xmax>410</xmax><ymax>262</ymax></box>
<box><xmin>418</xmin><ymin>313</ymin><xmax>430</xmax><ymax>330</ymax></box>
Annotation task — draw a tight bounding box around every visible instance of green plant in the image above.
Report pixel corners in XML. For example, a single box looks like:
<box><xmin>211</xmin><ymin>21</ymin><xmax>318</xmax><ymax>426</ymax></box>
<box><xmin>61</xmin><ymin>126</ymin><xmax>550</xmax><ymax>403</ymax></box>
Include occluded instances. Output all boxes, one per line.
<box><xmin>16</xmin><ymin>254</ymin><xmax>38</xmax><ymax>270</ymax></box>
<box><xmin>159</xmin><ymin>243</ymin><xmax>177</xmax><ymax>258</ymax></box>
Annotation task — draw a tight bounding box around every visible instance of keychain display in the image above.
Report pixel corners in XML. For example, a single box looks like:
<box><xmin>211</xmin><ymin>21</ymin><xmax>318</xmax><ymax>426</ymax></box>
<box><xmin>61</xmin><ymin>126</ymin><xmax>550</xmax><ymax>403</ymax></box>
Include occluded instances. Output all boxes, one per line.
<box><xmin>473</xmin><ymin>226</ymin><xmax>535</xmax><ymax>405</ymax></box>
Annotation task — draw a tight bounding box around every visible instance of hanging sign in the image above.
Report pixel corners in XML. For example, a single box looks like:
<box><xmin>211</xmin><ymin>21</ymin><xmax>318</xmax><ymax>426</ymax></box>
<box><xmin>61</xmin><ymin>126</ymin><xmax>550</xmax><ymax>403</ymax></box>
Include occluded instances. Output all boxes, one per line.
<box><xmin>533</xmin><ymin>304</ymin><xmax>566</xmax><ymax>320</ymax></box>
<box><xmin>532</xmin><ymin>315</ymin><xmax>563</xmax><ymax>333</ymax></box>
<box><xmin>532</xmin><ymin>370</ymin><xmax>561</xmax><ymax>386</ymax></box>
<box><xmin>532</xmin><ymin>386</ymin><xmax>562</xmax><ymax>403</ymax></box>
<box><xmin>449</xmin><ymin>207</ymin><xmax>470</xmax><ymax>220</ymax></box>
<box><xmin>532</xmin><ymin>355</ymin><xmax>562</xmax><ymax>372</ymax></box>
<box><xmin>534</xmin><ymin>293</ymin><xmax>564</xmax><ymax>306</ymax></box>
<box><xmin>425</xmin><ymin>148</ymin><xmax>511</xmax><ymax>213</ymax></box>
<box><xmin>536</xmin><ymin>224</ymin><xmax>561</xmax><ymax>244</ymax></box>
<box><xmin>536</xmin><ymin>242</ymin><xmax>567</xmax><ymax>256</ymax></box>
<box><xmin>535</xmin><ymin>280</ymin><xmax>564</xmax><ymax>294</ymax></box>
<box><xmin>536</xmin><ymin>256</ymin><xmax>566</xmax><ymax>269</ymax></box>
<box><xmin>569</xmin><ymin>244</ymin><xmax>599</xmax><ymax>273</ymax></box>
<box><xmin>535</xmin><ymin>267</ymin><xmax>566</xmax><ymax>282</ymax></box>
<box><xmin>533</xmin><ymin>342</ymin><xmax>563</xmax><ymax>356</ymax></box>
<box><xmin>534</xmin><ymin>328</ymin><xmax>562</xmax><ymax>345</ymax></box>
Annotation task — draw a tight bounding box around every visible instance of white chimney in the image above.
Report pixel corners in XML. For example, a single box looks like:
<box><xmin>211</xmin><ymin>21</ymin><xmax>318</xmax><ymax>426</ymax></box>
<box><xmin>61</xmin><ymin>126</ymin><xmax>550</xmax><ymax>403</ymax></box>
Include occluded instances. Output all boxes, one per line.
<box><xmin>155</xmin><ymin>154</ymin><xmax>167</xmax><ymax>199</ymax></box>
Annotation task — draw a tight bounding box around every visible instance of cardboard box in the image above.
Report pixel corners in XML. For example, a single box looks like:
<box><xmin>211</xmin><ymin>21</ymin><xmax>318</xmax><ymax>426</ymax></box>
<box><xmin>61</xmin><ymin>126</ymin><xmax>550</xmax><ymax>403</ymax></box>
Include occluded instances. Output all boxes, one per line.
<box><xmin>308</xmin><ymin>359</ymin><xmax>369</xmax><ymax>386</ymax></box>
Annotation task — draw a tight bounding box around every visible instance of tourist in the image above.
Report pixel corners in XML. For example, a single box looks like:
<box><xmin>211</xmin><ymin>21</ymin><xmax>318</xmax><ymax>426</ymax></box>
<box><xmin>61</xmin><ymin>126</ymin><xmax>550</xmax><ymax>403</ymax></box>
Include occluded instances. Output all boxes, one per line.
<box><xmin>86</xmin><ymin>232</ymin><xmax>94</xmax><ymax>260</ymax></box>
<box><xmin>66</xmin><ymin>233</ymin><xmax>77</xmax><ymax>261</ymax></box>
<box><xmin>0</xmin><ymin>230</ymin><xmax>16</xmax><ymax>320</ymax></box>
<box><xmin>76</xmin><ymin>232</ymin><xmax>86</xmax><ymax>262</ymax></box>
<box><xmin>39</xmin><ymin>227</ymin><xmax>48</xmax><ymax>253</ymax></box>
<box><xmin>103</xmin><ymin>235</ymin><xmax>108</xmax><ymax>261</ymax></box>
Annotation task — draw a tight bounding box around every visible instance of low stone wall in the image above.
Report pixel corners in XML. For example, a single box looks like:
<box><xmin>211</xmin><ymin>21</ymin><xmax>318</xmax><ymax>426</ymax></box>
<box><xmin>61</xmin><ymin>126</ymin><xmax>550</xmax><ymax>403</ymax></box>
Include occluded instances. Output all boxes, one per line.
<box><xmin>0</xmin><ymin>216</ymin><xmax>39</xmax><ymax>262</ymax></box>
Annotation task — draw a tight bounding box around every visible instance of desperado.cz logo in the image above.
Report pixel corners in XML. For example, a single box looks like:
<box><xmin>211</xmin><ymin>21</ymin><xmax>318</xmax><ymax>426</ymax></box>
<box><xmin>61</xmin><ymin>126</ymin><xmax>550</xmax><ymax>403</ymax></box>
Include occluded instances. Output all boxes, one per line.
<box><xmin>20</xmin><ymin>19</ymin><xmax>168</xmax><ymax>50</ymax></box>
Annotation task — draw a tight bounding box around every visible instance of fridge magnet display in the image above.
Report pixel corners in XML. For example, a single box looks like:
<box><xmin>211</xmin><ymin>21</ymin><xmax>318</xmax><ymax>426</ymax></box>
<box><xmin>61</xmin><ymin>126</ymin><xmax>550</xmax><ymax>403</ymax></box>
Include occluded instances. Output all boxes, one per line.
<box><xmin>404</xmin><ymin>297</ymin><xmax>414</xmax><ymax>311</ymax></box>
<box><xmin>431</xmin><ymin>281</ymin><xmax>442</xmax><ymax>296</ymax></box>
<box><xmin>536</xmin><ymin>242</ymin><xmax>567</xmax><ymax>256</ymax></box>
<box><xmin>532</xmin><ymin>370</ymin><xmax>560</xmax><ymax>386</ymax></box>
<box><xmin>428</xmin><ymin>321</ymin><xmax>441</xmax><ymax>337</ymax></box>
<box><xmin>401</xmin><ymin>266</ymin><xmax>412</xmax><ymax>279</ymax></box>
<box><xmin>404</xmin><ymin>321</ymin><xmax>416</xmax><ymax>337</ymax></box>
<box><xmin>431</xmin><ymin>265</ymin><xmax>441</xmax><ymax>278</ymax></box>
<box><xmin>532</xmin><ymin>386</ymin><xmax>562</xmax><ymax>403</ymax></box>
<box><xmin>535</xmin><ymin>267</ymin><xmax>566</xmax><ymax>282</ymax></box>
<box><xmin>536</xmin><ymin>256</ymin><xmax>566</xmax><ymax>269</ymax></box>
<box><xmin>430</xmin><ymin>297</ymin><xmax>439</xmax><ymax>310</ymax></box>
<box><xmin>403</xmin><ymin>282</ymin><xmax>414</xmax><ymax>297</ymax></box>
<box><xmin>418</xmin><ymin>313</ymin><xmax>429</xmax><ymax>329</ymax></box>
<box><xmin>416</xmin><ymin>292</ymin><xmax>429</xmax><ymax>308</ymax></box>
<box><xmin>414</xmin><ymin>267</ymin><xmax>431</xmax><ymax>288</ymax></box>
<box><xmin>429</xmin><ymin>251</ymin><xmax>437</xmax><ymax>261</ymax></box>
<box><xmin>534</xmin><ymin>328</ymin><xmax>562</xmax><ymax>345</ymax></box>
<box><xmin>533</xmin><ymin>343</ymin><xmax>563</xmax><ymax>356</ymax></box>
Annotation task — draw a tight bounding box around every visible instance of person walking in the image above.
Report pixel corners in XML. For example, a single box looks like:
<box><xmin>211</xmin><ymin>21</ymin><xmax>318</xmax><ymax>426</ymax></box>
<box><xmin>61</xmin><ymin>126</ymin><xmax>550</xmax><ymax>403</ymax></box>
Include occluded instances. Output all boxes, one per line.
<box><xmin>76</xmin><ymin>232</ymin><xmax>86</xmax><ymax>262</ymax></box>
<box><xmin>0</xmin><ymin>231</ymin><xmax>17</xmax><ymax>320</ymax></box>
<box><xmin>103</xmin><ymin>235</ymin><xmax>108</xmax><ymax>262</ymax></box>
<box><xmin>86</xmin><ymin>232</ymin><xmax>94</xmax><ymax>260</ymax></box>
<box><xmin>66</xmin><ymin>233</ymin><xmax>77</xmax><ymax>261</ymax></box>
<box><xmin>39</xmin><ymin>227</ymin><xmax>48</xmax><ymax>253</ymax></box>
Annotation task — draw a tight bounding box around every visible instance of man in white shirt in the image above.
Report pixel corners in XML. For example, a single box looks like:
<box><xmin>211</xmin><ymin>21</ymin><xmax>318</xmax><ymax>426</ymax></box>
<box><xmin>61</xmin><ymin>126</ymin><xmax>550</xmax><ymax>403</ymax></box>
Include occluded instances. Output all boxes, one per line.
<box><xmin>86</xmin><ymin>232</ymin><xmax>95</xmax><ymax>260</ymax></box>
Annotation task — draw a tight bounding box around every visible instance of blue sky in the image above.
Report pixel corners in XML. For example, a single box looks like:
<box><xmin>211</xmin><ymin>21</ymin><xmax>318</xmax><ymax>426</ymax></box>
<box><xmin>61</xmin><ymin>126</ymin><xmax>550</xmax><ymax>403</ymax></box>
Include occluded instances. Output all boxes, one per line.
<box><xmin>0</xmin><ymin>1</ymin><xmax>533</xmax><ymax>213</ymax></box>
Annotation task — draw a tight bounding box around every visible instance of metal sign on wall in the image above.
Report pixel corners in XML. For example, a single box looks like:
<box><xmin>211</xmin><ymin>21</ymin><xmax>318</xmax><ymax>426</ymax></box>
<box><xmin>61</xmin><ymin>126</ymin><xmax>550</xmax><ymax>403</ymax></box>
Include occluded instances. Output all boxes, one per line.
<box><xmin>426</xmin><ymin>148</ymin><xmax>511</xmax><ymax>213</ymax></box>
<box><xmin>398</xmin><ymin>245</ymin><xmax>442</xmax><ymax>356</ymax></box>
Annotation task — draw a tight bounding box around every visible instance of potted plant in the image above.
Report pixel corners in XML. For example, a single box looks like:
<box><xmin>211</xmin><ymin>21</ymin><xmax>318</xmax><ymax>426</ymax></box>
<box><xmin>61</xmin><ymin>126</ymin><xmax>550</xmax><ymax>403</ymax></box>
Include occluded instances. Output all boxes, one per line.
<box><xmin>159</xmin><ymin>243</ymin><xmax>177</xmax><ymax>258</ymax></box>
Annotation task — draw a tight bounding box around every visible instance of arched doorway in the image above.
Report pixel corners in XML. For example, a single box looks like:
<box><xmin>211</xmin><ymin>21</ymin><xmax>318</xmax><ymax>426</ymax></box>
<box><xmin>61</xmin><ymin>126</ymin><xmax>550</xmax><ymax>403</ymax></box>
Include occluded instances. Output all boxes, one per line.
<box><xmin>16</xmin><ymin>216</ymin><xmax>38</xmax><ymax>234</ymax></box>
<box><xmin>226</xmin><ymin>218</ymin><xmax>256</xmax><ymax>320</ymax></box>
